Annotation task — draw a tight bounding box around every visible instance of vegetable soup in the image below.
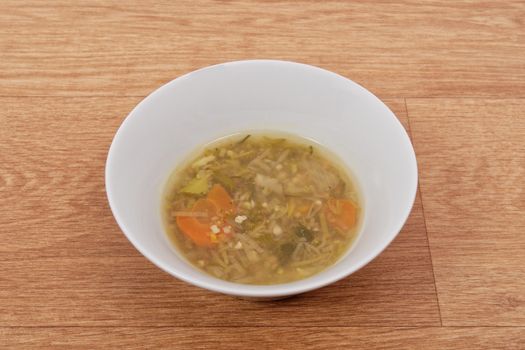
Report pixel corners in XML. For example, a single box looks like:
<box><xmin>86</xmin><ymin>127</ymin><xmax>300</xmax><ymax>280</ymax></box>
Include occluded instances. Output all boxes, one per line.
<box><xmin>163</xmin><ymin>133</ymin><xmax>361</xmax><ymax>284</ymax></box>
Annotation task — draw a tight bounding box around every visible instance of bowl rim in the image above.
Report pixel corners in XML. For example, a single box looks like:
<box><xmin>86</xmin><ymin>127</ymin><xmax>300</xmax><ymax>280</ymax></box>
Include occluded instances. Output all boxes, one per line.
<box><xmin>105</xmin><ymin>59</ymin><xmax>418</xmax><ymax>298</ymax></box>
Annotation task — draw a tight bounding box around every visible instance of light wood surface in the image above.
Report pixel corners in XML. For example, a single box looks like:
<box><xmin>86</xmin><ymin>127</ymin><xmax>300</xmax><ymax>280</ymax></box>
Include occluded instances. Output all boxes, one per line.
<box><xmin>1</xmin><ymin>327</ymin><xmax>524</xmax><ymax>350</ymax></box>
<box><xmin>408</xmin><ymin>99</ymin><xmax>525</xmax><ymax>326</ymax></box>
<box><xmin>1</xmin><ymin>1</ymin><xmax>524</xmax><ymax>348</ymax></box>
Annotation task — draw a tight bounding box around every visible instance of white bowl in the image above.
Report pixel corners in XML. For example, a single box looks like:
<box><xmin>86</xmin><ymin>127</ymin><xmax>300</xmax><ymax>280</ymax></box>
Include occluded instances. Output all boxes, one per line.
<box><xmin>105</xmin><ymin>60</ymin><xmax>418</xmax><ymax>299</ymax></box>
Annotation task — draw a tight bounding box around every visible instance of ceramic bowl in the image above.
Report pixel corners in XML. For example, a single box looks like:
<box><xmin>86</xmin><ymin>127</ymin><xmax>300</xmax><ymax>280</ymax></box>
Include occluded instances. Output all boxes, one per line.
<box><xmin>105</xmin><ymin>60</ymin><xmax>418</xmax><ymax>298</ymax></box>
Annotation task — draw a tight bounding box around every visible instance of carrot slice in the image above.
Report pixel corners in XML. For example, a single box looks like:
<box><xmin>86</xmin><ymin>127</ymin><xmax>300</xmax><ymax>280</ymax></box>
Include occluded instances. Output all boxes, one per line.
<box><xmin>176</xmin><ymin>199</ymin><xmax>217</xmax><ymax>246</ymax></box>
<box><xmin>207</xmin><ymin>184</ymin><xmax>235</xmax><ymax>213</ymax></box>
<box><xmin>324</xmin><ymin>198</ymin><xmax>357</xmax><ymax>232</ymax></box>
<box><xmin>175</xmin><ymin>185</ymin><xmax>236</xmax><ymax>246</ymax></box>
<box><xmin>192</xmin><ymin>198</ymin><xmax>218</xmax><ymax>224</ymax></box>
<box><xmin>176</xmin><ymin>216</ymin><xmax>213</xmax><ymax>246</ymax></box>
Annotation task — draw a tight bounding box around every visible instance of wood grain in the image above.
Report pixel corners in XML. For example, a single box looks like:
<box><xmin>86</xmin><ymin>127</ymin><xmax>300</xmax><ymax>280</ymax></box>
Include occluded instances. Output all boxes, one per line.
<box><xmin>2</xmin><ymin>1</ymin><xmax>525</xmax><ymax>347</ymax></box>
<box><xmin>407</xmin><ymin>98</ymin><xmax>525</xmax><ymax>326</ymax></box>
<box><xmin>0</xmin><ymin>0</ymin><xmax>524</xmax><ymax>98</ymax></box>
<box><xmin>0</xmin><ymin>97</ymin><xmax>139</xmax><ymax>259</ymax></box>
<box><xmin>0</xmin><ymin>97</ymin><xmax>440</xmax><ymax>327</ymax></box>
<box><xmin>1</xmin><ymin>327</ymin><xmax>524</xmax><ymax>350</ymax></box>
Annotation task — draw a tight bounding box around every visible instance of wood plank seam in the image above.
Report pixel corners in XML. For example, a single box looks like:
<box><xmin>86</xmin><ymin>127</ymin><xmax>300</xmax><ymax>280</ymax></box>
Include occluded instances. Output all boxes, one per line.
<box><xmin>405</xmin><ymin>98</ymin><xmax>443</xmax><ymax>327</ymax></box>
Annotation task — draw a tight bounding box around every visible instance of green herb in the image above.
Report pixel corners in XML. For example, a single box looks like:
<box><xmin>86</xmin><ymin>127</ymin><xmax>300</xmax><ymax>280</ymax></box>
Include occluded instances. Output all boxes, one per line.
<box><xmin>295</xmin><ymin>225</ymin><xmax>314</xmax><ymax>241</ymax></box>
<box><xmin>238</xmin><ymin>134</ymin><xmax>251</xmax><ymax>144</ymax></box>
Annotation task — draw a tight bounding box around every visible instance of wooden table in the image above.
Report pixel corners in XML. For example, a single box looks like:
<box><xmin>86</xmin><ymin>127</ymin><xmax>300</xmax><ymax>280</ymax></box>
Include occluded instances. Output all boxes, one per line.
<box><xmin>1</xmin><ymin>1</ymin><xmax>524</xmax><ymax>348</ymax></box>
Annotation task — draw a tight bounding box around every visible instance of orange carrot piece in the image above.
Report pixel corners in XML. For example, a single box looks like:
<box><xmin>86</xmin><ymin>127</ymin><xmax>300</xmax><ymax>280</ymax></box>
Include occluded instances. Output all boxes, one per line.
<box><xmin>176</xmin><ymin>216</ymin><xmax>213</xmax><ymax>246</ymax></box>
<box><xmin>207</xmin><ymin>184</ymin><xmax>235</xmax><ymax>213</ymax></box>
<box><xmin>192</xmin><ymin>198</ymin><xmax>217</xmax><ymax>224</ymax></box>
<box><xmin>175</xmin><ymin>185</ymin><xmax>235</xmax><ymax>246</ymax></box>
<box><xmin>324</xmin><ymin>198</ymin><xmax>357</xmax><ymax>232</ymax></box>
<box><xmin>176</xmin><ymin>199</ymin><xmax>217</xmax><ymax>246</ymax></box>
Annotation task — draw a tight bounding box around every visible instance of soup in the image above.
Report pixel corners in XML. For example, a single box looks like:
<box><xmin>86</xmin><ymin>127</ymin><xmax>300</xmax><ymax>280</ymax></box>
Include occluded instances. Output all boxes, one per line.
<box><xmin>163</xmin><ymin>133</ymin><xmax>361</xmax><ymax>284</ymax></box>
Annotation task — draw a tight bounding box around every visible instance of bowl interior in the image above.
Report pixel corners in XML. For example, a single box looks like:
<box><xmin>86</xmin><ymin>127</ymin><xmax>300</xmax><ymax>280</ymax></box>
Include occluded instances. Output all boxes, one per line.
<box><xmin>106</xmin><ymin>60</ymin><xmax>418</xmax><ymax>298</ymax></box>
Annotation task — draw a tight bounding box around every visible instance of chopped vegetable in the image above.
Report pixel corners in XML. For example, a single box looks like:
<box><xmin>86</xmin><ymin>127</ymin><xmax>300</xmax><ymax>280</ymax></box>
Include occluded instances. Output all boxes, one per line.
<box><xmin>207</xmin><ymin>184</ymin><xmax>235</xmax><ymax>213</ymax></box>
<box><xmin>176</xmin><ymin>199</ymin><xmax>217</xmax><ymax>246</ymax></box>
<box><xmin>176</xmin><ymin>185</ymin><xmax>236</xmax><ymax>245</ymax></box>
<box><xmin>179</xmin><ymin>174</ymin><xmax>209</xmax><ymax>195</ymax></box>
<box><xmin>191</xmin><ymin>198</ymin><xmax>217</xmax><ymax>219</ymax></box>
<box><xmin>192</xmin><ymin>155</ymin><xmax>216</xmax><ymax>168</ymax></box>
<box><xmin>238</xmin><ymin>134</ymin><xmax>251</xmax><ymax>144</ymax></box>
<box><xmin>295</xmin><ymin>225</ymin><xmax>314</xmax><ymax>241</ymax></box>
<box><xmin>324</xmin><ymin>198</ymin><xmax>357</xmax><ymax>232</ymax></box>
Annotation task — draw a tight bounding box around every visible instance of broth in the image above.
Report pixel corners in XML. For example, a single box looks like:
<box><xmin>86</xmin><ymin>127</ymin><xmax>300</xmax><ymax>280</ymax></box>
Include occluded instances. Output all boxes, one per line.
<box><xmin>163</xmin><ymin>133</ymin><xmax>361</xmax><ymax>284</ymax></box>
